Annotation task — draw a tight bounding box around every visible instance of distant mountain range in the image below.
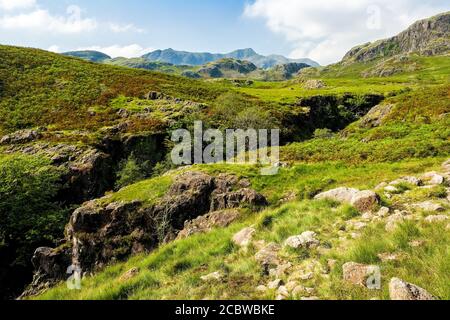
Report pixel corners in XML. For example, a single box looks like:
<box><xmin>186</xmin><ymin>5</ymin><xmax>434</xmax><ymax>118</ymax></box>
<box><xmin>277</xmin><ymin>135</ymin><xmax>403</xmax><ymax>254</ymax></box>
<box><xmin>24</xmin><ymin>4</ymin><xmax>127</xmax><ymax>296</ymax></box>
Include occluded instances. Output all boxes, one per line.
<box><xmin>63</xmin><ymin>48</ymin><xmax>319</xmax><ymax>69</ymax></box>
<box><xmin>141</xmin><ymin>48</ymin><xmax>320</xmax><ymax>68</ymax></box>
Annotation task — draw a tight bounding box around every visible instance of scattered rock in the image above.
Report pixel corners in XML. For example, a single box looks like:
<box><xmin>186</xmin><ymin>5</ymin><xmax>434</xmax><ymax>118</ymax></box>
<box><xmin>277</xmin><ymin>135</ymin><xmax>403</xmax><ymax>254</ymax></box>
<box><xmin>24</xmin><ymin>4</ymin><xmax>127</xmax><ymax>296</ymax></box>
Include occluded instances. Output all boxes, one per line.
<box><xmin>201</xmin><ymin>271</ymin><xmax>223</xmax><ymax>282</ymax></box>
<box><xmin>421</xmin><ymin>172</ymin><xmax>445</xmax><ymax>185</ymax></box>
<box><xmin>303</xmin><ymin>79</ymin><xmax>326</xmax><ymax>89</ymax></box>
<box><xmin>256</xmin><ymin>285</ymin><xmax>268</xmax><ymax>292</ymax></box>
<box><xmin>378</xmin><ymin>253</ymin><xmax>405</xmax><ymax>262</ymax></box>
<box><xmin>442</xmin><ymin>159</ymin><xmax>450</xmax><ymax>172</ymax></box>
<box><xmin>384</xmin><ymin>186</ymin><xmax>399</xmax><ymax>193</ymax></box>
<box><xmin>327</xmin><ymin>259</ymin><xmax>338</xmax><ymax>271</ymax></box>
<box><xmin>232</xmin><ymin>227</ymin><xmax>256</xmax><ymax>247</ymax></box>
<box><xmin>409</xmin><ymin>240</ymin><xmax>425</xmax><ymax>248</ymax></box>
<box><xmin>390</xmin><ymin>176</ymin><xmax>422</xmax><ymax>186</ymax></box>
<box><xmin>351</xmin><ymin>190</ymin><xmax>380</xmax><ymax>213</ymax></box>
<box><xmin>375</xmin><ymin>182</ymin><xmax>388</xmax><ymax>190</ymax></box>
<box><xmin>269</xmin><ymin>262</ymin><xmax>292</xmax><ymax>278</ymax></box>
<box><xmin>120</xmin><ymin>268</ymin><xmax>140</xmax><ymax>281</ymax></box>
<box><xmin>424</xmin><ymin>215</ymin><xmax>448</xmax><ymax>224</ymax></box>
<box><xmin>412</xmin><ymin>201</ymin><xmax>444</xmax><ymax>212</ymax></box>
<box><xmin>376</xmin><ymin>207</ymin><xmax>390</xmax><ymax>218</ymax></box>
<box><xmin>315</xmin><ymin>187</ymin><xmax>359</xmax><ymax>203</ymax></box>
<box><xmin>177</xmin><ymin>210</ymin><xmax>240</xmax><ymax>239</ymax></box>
<box><xmin>285</xmin><ymin>281</ymin><xmax>299</xmax><ymax>292</ymax></box>
<box><xmin>342</xmin><ymin>262</ymin><xmax>380</xmax><ymax>289</ymax></box>
<box><xmin>277</xmin><ymin>286</ymin><xmax>289</xmax><ymax>299</ymax></box>
<box><xmin>268</xmin><ymin>279</ymin><xmax>283</xmax><ymax>290</ymax></box>
<box><xmin>389</xmin><ymin>278</ymin><xmax>435</xmax><ymax>300</ymax></box>
<box><xmin>255</xmin><ymin>243</ymin><xmax>281</xmax><ymax>267</ymax></box>
<box><xmin>314</xmin><ymin>188</ymin><xmax>379</xmax><ymax>212</ymax></box>
<box><xmin>299</xmin><ymin>272</ymin><xmax>314</xmax><ymax>281</ymax></box>
<box><xmin>284</xmin><ymin>231</ymin><xmax>320</xmax><ymax>249</ymax></box>
<box><xmin>385</xmin><ymin>213</ymin><xmax>407</xmax><ymax>232</ymax></box>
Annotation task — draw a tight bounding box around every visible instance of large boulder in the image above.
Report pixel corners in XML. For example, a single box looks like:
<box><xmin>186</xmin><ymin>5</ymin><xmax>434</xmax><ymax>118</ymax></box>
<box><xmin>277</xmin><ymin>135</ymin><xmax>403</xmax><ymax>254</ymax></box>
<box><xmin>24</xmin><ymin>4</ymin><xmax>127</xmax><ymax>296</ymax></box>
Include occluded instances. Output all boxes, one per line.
<box><xmin>389</xmin><ymin>278</ymin><xmax>436</xmax><ymax>300</ymax></box>
<box><xmin>315</xmin><ymin>188</ymin><xmax>379</xmax><ymax>212</ymax></box>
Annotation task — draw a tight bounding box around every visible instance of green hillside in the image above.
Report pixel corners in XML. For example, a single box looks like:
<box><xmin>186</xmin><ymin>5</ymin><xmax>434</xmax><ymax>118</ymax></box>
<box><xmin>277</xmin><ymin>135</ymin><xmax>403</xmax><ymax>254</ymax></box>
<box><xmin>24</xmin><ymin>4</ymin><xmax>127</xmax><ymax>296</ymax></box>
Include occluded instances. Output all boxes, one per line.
<box><xmin>1</xmin><ymin>11</ymin><xmax>449</xmax><ymax>301</ymax></box>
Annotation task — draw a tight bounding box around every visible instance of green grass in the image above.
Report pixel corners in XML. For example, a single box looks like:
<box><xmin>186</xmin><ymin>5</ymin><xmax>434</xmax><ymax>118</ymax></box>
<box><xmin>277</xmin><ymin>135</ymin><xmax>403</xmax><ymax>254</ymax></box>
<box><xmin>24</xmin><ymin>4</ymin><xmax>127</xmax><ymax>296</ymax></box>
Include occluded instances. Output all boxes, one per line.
<box><xmin>323</xmin><ymin>221</ymin><xmax>450</xmax><ymax>300</ymax></box>
<box><xmin>34</xmin><ymin>157</ymin><xmax>448</xmax><ymax>300</ymax></box>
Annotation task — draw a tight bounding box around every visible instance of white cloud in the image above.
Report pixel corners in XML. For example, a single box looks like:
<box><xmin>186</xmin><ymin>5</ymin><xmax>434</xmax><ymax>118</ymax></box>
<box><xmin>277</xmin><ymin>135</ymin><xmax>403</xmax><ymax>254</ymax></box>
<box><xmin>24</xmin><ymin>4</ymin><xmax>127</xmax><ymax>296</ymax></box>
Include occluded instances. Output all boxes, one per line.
<box><xmin>0</xmin><ymin>5</ymin><xmax>97</xmax><ymax>33</ymax></box>
<box><xmin>0</xmin><ymin>0</ymin><xmax>35</xmax><ymax>11</ymax></box>
<box><xmin>47</xmin><ymin>45</ymin><xmax>60</xmax><ymax>53</ymax></box>
<box><xmin>76</xmin><ymin>44</ymin><xmax>154</xmax><ymax>58</ymax></box>
<box><xmin>244</xmin><ymin>0</ymin><xmax>450</xmax><ymax>64</ymax></box>
<box><xmin>109</xmin><ymin>23</ymin><xmax>145</xmax><ymax>33</ymax></box>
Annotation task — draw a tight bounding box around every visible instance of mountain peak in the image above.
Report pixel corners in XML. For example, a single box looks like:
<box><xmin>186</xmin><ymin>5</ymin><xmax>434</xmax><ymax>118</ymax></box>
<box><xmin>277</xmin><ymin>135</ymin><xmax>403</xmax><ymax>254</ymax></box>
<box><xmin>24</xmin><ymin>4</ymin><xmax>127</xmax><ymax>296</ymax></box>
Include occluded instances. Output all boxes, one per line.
<box><xmin>343</xmin><ymin>11</ymin><xmax>450</xmax><ymax>62</ymax></box>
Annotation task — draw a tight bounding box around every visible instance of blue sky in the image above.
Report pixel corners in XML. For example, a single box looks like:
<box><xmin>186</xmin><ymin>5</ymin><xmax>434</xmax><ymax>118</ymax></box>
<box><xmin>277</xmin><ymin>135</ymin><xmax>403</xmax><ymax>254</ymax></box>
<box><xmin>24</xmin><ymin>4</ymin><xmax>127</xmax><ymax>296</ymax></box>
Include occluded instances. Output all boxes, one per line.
<box><xmin>0</xmin><ymin>0</ymin><xmax>449</xmax><ymax>64</ymax></box>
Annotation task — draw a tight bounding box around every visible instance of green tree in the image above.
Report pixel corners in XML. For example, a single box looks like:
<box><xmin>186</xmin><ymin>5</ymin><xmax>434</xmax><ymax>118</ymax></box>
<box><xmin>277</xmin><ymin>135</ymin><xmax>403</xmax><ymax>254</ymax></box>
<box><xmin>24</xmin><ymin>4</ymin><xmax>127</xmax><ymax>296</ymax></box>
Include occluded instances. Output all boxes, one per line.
<box><xmin>115</xmin><ymin>154</ymin><xmax>148</xmax><ymax>189</ymax></box>
<box><xmin>0</xmin><ymin>155</ymin><xmax>67</xmax><ymax>266</ymax></box>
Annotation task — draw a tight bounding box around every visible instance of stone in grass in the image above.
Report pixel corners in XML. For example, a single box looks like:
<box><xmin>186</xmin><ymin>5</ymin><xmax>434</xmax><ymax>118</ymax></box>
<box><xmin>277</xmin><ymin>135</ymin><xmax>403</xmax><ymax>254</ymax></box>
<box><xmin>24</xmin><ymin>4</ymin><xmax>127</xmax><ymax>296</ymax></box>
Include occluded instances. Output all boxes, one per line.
<box><xmin>412</xmin><ymin>201</ymin><xmax>444</xmax><ymax>212</ymax></box>
<box><xmin>256</xmin><ymin>285</ymin><xmax>268</xmax><ymax>292</ymax></box>
<box><xmin>389</xmin><ymin>278</ymin><xmax>436</xmax><ymax>300</ymax></box>
<box><xmin>276</xmin><ymin>286</ymin><xmax>290</xmax><ymax>300</ymax></box>
<box><xmin>255</xmin><ymin>243</ymin><xmax>281</xmax><ymax>266</ymax></box>
<box><xmin>342</xmin><ymin>262</ymin><xmax>381</xmax><ymax>289</ymax></box>
<box><xmin>200</xmin><ymin>271</ymin><xmax>223</xmax><ymax>282</ymax></box>
<box><xmin>284</xmin><ymin>231</ymin><xmax>320</xmax><ymax>249</ymax></box>
<box><xmin>424</xmin><ymin>215</ymin><xmax>448</xmax><ymax>224</ymax></box>
<box><xmin>314</xmin><ymin>188</ymin><xmax>379</xmax><ymax>213</ymax></box>
<box><xmin>267</xmin><ymin>279</ymin><xmax>283</xmax><ymax>290</ymax></box>
<box><xmin>119</xmin><ymin>267</ymin><xmax>140</xmax><ymax>282</ymax></box>
<box><xmin>390</xmin><ymin>176</ymin><xmax>422</xmax><ymax>186</ymax></box>
<box><xmin>232</xmin><ymin>227</ymin><xmax>255</xmax><ymax>247</ymax></box>
<box><xmin>421</xmin><ymin>172</ymin><xmax>445</xmax><ymax>185</ymax></box>
<box><xmin>376</xmin><ymin>207</ymin><xmax>390</xmax><ymax>217</ymax></box>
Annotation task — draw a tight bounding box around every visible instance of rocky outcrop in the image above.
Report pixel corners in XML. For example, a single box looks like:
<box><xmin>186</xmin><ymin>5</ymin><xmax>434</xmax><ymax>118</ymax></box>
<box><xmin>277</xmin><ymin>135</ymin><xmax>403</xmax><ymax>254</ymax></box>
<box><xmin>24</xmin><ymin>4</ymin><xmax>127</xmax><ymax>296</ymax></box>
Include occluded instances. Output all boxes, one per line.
<box><xmin>389</xmin><ymin>278</ymin><xmax>436</xmax><ymax>300</ymax></box>
<box><xmin>0</xmin><ymin>129</ymin><xmax>43</xmax><ymax>145</ymax></box>
<box><xmin>343</xmin><ymin>12</ymin><xmax>450</xmax><ymax>63</ymax></box>
<box><xmin>24</xmin><ymin>171</ymin><xmax>267</xmax><ymax>296</ymax></box>
<box><xmin>359</xmin><ymin>104</ymin><xmax>394</xmax><ymax>128</ymax></box>
<box><xmin>19</xmin><ymin>246</ymin><xmax>71</xmax><ymax>298</ymax></box>
<box><xmin>303</xmin><ymin>79</ymin><xmax>326</xmax><ymax>90</ymax></box>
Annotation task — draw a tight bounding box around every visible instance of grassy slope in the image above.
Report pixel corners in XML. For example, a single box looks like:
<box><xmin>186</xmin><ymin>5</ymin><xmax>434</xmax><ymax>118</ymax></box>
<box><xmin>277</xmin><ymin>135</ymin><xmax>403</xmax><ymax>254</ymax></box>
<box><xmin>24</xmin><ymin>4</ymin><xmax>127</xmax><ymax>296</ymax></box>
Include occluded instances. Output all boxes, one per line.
<box><xmin>0</xmin><ymin>45</ymin><xmax>226</xmax><ymax>135</ymax></box>
<box><xmin>36</xmin><ymin>158</ymin><xmax>449</xmax><ymax>300</ymax></box>
<box><xmin>2</xmin><ymin>45</ymin><xmax>447</xmax><ymax>300</ymax></box>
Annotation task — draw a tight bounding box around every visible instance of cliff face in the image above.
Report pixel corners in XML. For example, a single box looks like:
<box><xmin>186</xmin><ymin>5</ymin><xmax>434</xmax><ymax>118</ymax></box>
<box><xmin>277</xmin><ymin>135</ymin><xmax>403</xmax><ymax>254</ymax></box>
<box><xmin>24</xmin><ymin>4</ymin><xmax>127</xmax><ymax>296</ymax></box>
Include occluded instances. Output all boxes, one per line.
<box><xmin>343</xmin><ymin>12</ymin><xmax>450</xmax><ymax>62</ymax></box>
